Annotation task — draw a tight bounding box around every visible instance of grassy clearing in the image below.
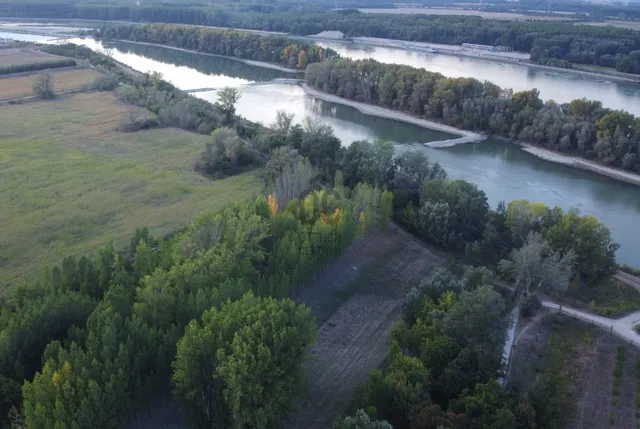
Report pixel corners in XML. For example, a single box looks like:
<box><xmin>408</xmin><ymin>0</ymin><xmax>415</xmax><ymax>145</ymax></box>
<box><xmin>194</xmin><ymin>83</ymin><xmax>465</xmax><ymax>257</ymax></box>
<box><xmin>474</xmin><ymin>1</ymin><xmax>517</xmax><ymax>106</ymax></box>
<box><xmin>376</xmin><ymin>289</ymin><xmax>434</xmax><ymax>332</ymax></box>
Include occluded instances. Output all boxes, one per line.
<box><xmin>0</xmin><ymin>92</ymin><xmax>262</xmax><ymax>293</ymax></box>
<box><xmin>0</xmin><ymin>68</ymin><xmax>101</xmax><ymax>100</ymax></box>
<box><xmin>0</xmin><ymin>48</ymin><xmax>64</xmax><ymax>68</ymax></box>
<box><xmin>562</xmin><ymin>277</ymin><xmax>640</xmax><ymax>318</ymax></box>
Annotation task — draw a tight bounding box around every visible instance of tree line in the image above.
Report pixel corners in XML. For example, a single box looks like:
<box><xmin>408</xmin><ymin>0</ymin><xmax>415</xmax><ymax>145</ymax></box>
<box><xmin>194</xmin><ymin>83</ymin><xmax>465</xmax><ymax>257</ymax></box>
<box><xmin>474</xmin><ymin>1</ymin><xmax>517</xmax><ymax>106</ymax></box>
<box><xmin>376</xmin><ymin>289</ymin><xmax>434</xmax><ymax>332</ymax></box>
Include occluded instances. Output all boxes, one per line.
<box><xmin>97</xmin><ymin>23</ymin><xmax>339</xmax><ymax>70</ymax></box>
<box><xmin>4</xmin><ymin>3</ymin><xmax>640</xmax><ymax>73</ymax></box>
<box><xmin>306</xmin><ymin>58</ymin><xmax>640</xmax><ymax>173</ymax></box>
<box><xmin>1</xmin><ymin>176</ymin><xmax>391</xmax><ymax>428</ymax></box>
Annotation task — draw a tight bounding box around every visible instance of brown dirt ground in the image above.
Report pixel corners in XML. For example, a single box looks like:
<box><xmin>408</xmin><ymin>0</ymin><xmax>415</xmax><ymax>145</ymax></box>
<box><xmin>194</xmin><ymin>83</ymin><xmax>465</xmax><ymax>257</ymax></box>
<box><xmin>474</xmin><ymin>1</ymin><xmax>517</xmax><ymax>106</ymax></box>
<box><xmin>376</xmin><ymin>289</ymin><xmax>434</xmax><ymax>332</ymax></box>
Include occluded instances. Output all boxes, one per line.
<box><xmin>0</xmin><ymin>67</ymin><xmax>102</xmax><ymax>100</ymax></box>
<box><xmin>286</xmin><ymin>228</ymin><xmax>443</xmax><ymax>429</ymax></box>
<box><xmin>0</xmin><ymin>47</ymin><xmax>64</xmax><ymax>67</ymax></box>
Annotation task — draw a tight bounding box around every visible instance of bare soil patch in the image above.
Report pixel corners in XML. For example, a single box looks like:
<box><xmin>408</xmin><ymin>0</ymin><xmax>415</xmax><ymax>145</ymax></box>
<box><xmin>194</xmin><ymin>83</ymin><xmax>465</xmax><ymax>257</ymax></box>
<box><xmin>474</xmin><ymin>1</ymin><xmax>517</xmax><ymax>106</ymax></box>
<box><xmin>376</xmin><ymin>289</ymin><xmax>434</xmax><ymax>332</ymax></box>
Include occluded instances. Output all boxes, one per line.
<box><xmin>0</xmin><ymin>67</ymin><xmax>101</xmax><ymax>100</ymax></box>
<box><xmin>286</xmin><ymin>228</ymin><xmax>443</xmax><ymax>429</ymax></box>
<box><xmin>0</xmin><ymin>47</ymin><xmax>63</xmax><ymax>67</ymax></box>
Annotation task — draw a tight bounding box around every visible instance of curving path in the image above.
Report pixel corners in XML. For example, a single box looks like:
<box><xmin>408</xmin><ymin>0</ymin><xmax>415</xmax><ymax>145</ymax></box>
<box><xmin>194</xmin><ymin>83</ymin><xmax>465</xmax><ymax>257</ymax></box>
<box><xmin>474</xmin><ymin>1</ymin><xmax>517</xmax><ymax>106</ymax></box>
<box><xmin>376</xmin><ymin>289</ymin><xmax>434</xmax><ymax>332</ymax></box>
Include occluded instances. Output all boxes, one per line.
<box><xmin>540</xmin><ymin>299</ymin><xmax>640</xmax><ymax>347</ymax></box>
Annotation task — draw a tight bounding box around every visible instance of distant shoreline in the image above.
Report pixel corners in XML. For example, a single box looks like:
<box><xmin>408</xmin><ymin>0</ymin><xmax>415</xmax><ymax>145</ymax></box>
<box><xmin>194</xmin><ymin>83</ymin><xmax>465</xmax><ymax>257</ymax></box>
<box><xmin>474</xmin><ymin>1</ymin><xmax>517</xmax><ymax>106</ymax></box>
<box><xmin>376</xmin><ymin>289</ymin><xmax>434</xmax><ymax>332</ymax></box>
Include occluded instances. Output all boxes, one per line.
<box><xmin>108</xmin><ymin>39</ymin><xmax>302</xmax><ymax>73</ymax></box>
<box><xmin>3</xmin><ymin>17</ymin><xmax>640</xmax><ymax>83</ymax></box>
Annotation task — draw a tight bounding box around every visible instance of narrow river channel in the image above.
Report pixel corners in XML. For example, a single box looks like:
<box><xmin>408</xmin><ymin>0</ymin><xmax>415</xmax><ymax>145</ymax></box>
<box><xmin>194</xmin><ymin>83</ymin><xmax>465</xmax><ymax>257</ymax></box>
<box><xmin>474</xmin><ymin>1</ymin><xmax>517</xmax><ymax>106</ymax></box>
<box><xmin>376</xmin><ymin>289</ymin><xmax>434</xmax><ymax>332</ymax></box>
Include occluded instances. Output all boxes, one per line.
<box><xmin>4</xmin><ymin>30</ymin><xmax>640</xmax><ymax>266</ymax></box>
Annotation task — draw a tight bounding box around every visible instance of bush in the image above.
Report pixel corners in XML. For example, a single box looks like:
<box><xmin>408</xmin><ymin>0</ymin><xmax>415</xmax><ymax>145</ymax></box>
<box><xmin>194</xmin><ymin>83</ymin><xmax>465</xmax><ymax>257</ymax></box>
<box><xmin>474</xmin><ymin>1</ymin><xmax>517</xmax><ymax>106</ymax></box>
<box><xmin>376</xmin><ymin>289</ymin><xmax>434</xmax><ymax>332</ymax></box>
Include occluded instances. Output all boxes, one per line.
<box><xmin>93</xmin><ymin>74</ymin><xmax>119</xmax><ymax>91</ymax></box>
<box><xmin>519</xmin><ymin>294</ymin><xmax>542</xmax><ymax>319</ymax></box>
<box><xmin>32</xmin><ymin>72</ymin><xmax>55</xmax><ymax>99</ymax></box>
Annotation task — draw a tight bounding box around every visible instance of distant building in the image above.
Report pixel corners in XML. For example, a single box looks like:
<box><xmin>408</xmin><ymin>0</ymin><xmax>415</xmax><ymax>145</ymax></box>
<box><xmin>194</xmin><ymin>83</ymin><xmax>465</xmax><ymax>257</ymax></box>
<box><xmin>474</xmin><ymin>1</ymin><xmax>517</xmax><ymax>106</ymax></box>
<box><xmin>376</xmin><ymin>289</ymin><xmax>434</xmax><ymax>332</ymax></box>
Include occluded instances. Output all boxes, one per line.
<box><xmin>461</xmin><ymin>43</ymin><xmax>513</xmax><ymax>52</ymax></box>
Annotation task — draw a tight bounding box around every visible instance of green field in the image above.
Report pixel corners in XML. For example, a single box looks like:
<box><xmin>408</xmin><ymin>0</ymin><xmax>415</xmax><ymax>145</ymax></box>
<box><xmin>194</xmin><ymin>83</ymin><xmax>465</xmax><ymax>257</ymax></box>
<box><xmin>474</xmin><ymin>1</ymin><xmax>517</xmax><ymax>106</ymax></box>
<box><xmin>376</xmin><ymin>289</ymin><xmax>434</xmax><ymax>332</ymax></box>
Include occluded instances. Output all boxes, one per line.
<box><xmin>0</xmin><ymin>92</ymin><xmax>262</xmax><ymax>292</ymax></box>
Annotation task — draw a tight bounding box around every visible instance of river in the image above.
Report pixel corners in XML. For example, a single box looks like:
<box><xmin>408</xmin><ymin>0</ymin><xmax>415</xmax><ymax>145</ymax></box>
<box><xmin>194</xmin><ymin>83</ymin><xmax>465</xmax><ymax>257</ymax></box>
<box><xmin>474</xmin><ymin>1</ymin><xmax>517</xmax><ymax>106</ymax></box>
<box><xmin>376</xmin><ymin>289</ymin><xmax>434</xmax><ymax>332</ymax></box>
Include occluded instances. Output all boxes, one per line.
<box><xmin>3</xmin><ymin>30</ymin><xmax>640</xmax><ymax>266</ymax></box>
<box><xmin>317</xmin><ymin>41</ymin><xmax>640</xmax><ymax>115</ymax></box>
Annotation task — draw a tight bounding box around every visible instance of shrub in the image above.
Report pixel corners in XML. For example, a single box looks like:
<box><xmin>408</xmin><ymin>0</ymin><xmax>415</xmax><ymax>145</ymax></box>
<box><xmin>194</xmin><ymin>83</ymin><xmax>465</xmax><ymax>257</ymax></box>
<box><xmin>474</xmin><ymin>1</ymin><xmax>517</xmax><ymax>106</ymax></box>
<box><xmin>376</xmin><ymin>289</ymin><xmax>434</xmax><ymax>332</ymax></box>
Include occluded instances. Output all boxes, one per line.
<box><xmin>93</xmin><ymin>74</ymin><xmax>119</xmax><ymax>91</ymax></box>
<box><xmin>32</xmin><ymin>72</ymin><xmax>55</xmax><ymax>99</ymax></box>
<box><xmin>520</xmin><ymin>294</ymin><xmax>542</xmax><ymax>319</ymax></box>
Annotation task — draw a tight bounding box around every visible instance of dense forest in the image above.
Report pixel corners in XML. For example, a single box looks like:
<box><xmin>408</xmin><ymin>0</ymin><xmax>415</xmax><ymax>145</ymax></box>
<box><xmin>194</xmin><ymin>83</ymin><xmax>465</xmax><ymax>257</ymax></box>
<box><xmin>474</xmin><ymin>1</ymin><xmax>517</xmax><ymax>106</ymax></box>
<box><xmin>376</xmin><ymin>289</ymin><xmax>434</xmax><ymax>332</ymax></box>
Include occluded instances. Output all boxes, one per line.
<box><xmin>97</xmin><ymin>23</ymin><xmax>339</xmax><ymax>69</ymax></box>
<box><xmin>4</xmin><ymin>2</ymin><xmax>640</xmax><ymax>73</ymax></box>
<box><xmin>306</xmin><ymin>58</ymin><xmax>640</xmax><ymax>173</ymax></box>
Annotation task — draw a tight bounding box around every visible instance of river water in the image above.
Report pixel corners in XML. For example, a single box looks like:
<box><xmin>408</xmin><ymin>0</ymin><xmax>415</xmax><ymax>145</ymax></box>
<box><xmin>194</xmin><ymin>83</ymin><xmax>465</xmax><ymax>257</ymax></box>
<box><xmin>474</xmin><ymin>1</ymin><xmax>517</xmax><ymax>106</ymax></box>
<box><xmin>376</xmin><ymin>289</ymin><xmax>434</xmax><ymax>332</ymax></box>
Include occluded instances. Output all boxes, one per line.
<box><xmin>3</xmin><ymin>30</ymin><xmax>639</xmax><ymax>266</ymax></box>
<box><xmin>317</xmin><ymin>41</ymin><xmax>640</xmax><ymax>115</ymax></box>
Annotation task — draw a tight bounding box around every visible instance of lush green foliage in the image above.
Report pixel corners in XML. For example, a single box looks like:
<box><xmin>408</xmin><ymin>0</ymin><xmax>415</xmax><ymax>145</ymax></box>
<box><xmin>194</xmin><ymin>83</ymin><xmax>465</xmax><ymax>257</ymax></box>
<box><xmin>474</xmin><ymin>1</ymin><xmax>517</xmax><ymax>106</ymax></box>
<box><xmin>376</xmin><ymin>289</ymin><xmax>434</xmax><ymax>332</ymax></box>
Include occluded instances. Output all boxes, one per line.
<box><xmin>307</xmin><ymin>58</ymin><xmax>640</xmax><ymax>173</ymax></box>
<box><xmin>173</xmin><ymin>293</ymin><xmax>316</xmax><ymax>429</ymax></box>
<box><xmin>351</xmin><ymin>266</ymin><xmax>537</xmax><ymax>429</ymax></box>
<box><xmin>0</xmin><ymin>58</ymin><xmax>75</xmax><ymax>75</ymax></box>
<box><xmin>98</xmin><ymin>23</ymin><xmax>339</xmax><ymax>69</ymax></box>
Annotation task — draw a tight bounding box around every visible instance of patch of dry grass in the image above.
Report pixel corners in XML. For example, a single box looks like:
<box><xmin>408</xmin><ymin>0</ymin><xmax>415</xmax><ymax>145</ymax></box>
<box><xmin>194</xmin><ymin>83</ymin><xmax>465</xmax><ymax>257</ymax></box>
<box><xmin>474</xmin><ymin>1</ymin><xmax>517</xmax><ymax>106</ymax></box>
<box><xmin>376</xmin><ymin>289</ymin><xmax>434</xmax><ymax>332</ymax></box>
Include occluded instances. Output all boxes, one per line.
<box><xmin>0</xmin><ymin>92</ymin><xmax>262</xmax><ymax>293</ymax></box>
<box><xmin>0</xmin><ymin>47</ymin><xmax>64</xmax><ymax>67</ymax></box>
<box><xmin>0</xmin><ymin>67</ymin><xmax>102</xmax><ymax>100</ymax></box>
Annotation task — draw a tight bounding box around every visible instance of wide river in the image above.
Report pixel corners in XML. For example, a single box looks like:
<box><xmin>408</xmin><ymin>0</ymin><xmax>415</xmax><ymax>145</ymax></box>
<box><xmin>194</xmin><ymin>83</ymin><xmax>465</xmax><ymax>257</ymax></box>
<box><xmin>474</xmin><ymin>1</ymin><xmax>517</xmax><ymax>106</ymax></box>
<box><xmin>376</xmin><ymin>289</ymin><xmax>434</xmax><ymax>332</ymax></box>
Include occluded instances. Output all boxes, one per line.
<box><xmin>4</xmin><ymin>30</ymin><xmax>640</xmax><ymax>266</ymax></box>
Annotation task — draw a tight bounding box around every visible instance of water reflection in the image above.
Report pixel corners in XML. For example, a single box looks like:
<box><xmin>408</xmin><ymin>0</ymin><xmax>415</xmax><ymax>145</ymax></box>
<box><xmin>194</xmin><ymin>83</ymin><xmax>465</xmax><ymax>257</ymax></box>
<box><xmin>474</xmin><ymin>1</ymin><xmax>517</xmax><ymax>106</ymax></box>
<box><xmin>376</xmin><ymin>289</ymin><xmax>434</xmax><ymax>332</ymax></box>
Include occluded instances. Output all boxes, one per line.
<box><xmin>319</xmin><ymin>41</ymin><xmax>640</xmax><ymax>114</ymax></box>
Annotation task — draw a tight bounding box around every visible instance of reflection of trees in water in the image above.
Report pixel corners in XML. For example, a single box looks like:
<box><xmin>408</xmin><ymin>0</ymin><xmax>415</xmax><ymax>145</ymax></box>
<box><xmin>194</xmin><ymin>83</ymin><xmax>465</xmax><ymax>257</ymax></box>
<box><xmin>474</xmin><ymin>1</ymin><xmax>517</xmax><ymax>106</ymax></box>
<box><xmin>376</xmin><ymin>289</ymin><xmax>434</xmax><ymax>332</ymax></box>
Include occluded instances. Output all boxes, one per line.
<box><xmin>108</xmin><ymin>41</ymin><xmax>290</xmax><ymax>82</ymax></box>
<box><xmin>304</xmin><ymin>97</ymin><xmax>453</xmax><ymax>143</ymax></box>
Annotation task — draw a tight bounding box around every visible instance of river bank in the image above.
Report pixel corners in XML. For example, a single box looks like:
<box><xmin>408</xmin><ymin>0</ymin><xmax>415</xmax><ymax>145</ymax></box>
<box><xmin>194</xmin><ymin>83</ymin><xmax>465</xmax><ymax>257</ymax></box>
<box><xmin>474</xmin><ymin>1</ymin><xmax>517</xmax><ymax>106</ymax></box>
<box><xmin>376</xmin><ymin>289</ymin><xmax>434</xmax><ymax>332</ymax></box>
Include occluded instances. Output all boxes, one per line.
<box><xmin>301</xmin><ymin>84</ymin><xmax>485</xmax><ymax>146</ymax></box>
<box><xmin>519</xmin><ymin>144</ymin><xmax>640</xmax><ymax>187</ymax></box>
<box><xmin>303</xmin><ymin>84</ymin><xmax>640</xmax><ymax>187</ymax></box>
<box><xmin>109</xmin><ymin>39</ymin><xmax>302</xmax><ymax>73</ymax></box>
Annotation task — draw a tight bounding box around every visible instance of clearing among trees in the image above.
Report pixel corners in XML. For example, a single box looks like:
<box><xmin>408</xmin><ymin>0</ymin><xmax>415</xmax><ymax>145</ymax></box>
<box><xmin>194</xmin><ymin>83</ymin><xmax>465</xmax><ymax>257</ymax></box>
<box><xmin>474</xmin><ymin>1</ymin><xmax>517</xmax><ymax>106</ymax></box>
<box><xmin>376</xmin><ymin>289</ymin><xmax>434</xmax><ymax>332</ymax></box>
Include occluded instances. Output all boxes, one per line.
<box><xmin>286</xmin><ymin>227</ymin><xmax>443</xmax><ymax>429</ymax></box>
<box><xmin>0</xmin><ymin>67</ymin><xmax>101</xmax><ymax>100</ymax></box>
<box><xmin>508</xmin><ymin>313</ymin><xmax>640</xmax><ymax>429</ymax></box>
<box><xmin>0</xmin><ymin>91</ymin><xmax>261</xmax><ymax>292</ymax></box>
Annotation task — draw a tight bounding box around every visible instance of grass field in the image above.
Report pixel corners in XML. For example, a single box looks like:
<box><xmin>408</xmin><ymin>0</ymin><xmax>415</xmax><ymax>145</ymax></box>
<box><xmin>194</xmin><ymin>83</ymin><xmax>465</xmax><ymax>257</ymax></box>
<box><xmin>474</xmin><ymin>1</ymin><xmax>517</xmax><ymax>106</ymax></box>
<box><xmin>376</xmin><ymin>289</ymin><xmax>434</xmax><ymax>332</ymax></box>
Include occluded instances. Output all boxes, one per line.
<box><xmin>0</xmin><ymin>92</ymin><xmax>262</xmax><ymax>293</ymax></box>
<box><xmin>0</xmin><ymin>68</ymin><xmax>101</xmax><ymax>100</ymax></box>
<box><xmin>0</xmin><ymin>47</ymin><xmax>64</xmax><ymax>68</ymax></box>
<box><xmin>359</xmin><ymin>8</ymin><xmax>573</xmax><ymax>21</ymax></box>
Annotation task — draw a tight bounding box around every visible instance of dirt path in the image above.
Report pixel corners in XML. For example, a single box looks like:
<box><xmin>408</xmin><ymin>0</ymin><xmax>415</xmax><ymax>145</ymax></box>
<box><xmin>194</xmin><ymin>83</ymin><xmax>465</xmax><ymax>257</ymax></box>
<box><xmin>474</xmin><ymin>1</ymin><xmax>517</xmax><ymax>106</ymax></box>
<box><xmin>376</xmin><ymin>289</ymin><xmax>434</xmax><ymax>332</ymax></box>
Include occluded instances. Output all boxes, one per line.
<box><xmin>287</xmin><ymin>228</ymin><xmax>442</xmax><ymax>429</ymax></box>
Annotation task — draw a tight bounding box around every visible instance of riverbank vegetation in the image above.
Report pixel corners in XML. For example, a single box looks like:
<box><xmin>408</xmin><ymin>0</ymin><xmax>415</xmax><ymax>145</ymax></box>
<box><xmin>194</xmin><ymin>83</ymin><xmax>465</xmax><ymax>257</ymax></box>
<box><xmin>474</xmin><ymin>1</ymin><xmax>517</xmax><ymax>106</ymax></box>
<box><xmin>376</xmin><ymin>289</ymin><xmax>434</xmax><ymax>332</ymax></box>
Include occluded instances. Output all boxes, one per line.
<box><xmin>4</xmin><ymin>3</ymin><xmax>640</xmax><ymax>73</ymax></box>
<box><xmin>307</xmin><ymin>58</ymin><xmax>640</xmax><ymax>174</ymax></box>
<box><xmin>97</xmin><ymin>23</ymin><xmax>339</xmax><ymax>70</ymax></box>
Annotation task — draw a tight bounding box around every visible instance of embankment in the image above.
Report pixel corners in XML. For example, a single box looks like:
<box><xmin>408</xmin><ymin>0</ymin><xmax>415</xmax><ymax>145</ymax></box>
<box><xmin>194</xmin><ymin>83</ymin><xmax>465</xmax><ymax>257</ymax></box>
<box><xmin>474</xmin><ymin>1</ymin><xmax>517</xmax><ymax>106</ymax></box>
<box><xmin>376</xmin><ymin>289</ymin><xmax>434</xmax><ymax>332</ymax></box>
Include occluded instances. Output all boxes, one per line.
<box><xmin>301</xmin><ymin>84</ymin><xmax>485</xmax><ymax>147</ymax></box>
<box><xmin>520</xmin><ymin>144</ymin><xmax>640</xmax><ymax>187</ymax></box>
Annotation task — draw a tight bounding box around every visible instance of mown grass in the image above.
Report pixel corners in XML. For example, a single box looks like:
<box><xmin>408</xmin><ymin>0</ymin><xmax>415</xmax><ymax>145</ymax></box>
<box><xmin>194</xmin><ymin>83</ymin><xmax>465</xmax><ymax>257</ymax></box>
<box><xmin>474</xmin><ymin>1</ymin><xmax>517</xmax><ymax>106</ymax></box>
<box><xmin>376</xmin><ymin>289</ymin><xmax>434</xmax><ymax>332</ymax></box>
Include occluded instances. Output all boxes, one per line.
<box><xmin>562</xmin><ymin>276</ymin><xmax>640</xmax><ymax>318</ymax></box>
<box><xmin>0</xmin><ymin>68</ymin><xmax>101</xmax><ymax>100</ymax></box>
<box><xmin>0</xmin><ymin>92</ymin><xmax>262</xmax><ymax>293</ymax></box>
